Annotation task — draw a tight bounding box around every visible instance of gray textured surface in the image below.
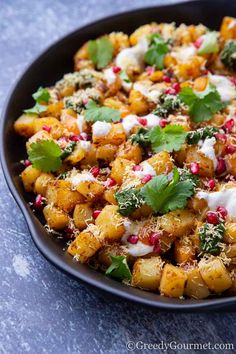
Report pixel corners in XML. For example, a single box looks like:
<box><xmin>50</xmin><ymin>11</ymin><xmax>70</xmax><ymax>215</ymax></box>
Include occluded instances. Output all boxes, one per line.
<box><xmin>0</xmin><ymin>1</ymin><xmax>236</xmax><ymax>353</ymax></box>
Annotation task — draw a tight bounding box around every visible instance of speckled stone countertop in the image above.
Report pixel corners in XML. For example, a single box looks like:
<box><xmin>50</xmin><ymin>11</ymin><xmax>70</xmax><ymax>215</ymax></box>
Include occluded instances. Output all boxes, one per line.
<box><xmin>0</xmin><ymin>1</ymin><xmax>236</xmax><ymax>353</ymax></box>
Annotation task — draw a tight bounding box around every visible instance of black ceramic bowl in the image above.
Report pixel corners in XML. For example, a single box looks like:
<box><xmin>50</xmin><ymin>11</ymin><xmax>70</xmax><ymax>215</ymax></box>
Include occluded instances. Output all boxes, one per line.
<box><xmin>2</xmin><ymin>0</ymin><xmax>236</xmax><ymax>310</ymax></box>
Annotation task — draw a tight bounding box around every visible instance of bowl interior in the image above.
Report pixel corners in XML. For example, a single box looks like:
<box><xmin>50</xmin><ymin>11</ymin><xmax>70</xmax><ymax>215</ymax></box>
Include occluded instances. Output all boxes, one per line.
<box><xmin>2</xmin><ymin>0</ymin><xmax>236</xmax><ymax>310</ymax></box>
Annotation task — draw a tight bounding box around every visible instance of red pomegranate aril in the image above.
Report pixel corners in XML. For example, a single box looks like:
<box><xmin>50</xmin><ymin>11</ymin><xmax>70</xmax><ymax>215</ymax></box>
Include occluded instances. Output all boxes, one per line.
<box><xmin>106</xmin><ymin>178</ymin><xmax>116</xmax><ymax>187</ymax></box>
<box><xmin>215</xmin><ymin>133</ymin><xmax>227</xmax><ymax>142</ymax></box>
<box><xmin>153</xmin><ymin>240</ymin><xmax>161</xmax><ymax>254</ymax></box>
<box><xmin>127</xmin><ymin>235</ymin><xmax>139</xmax><ymax>244</ymax></box>
<box><xmin>138</xmin><ymin>117</ymin><xmax>147</xmax><ymax>126</ymax></box>
<box><xmin>216</xmin><ymin>206</ymin><xmax>228</xmax><ymax>219</ymax></box>
<box><xmin>79</xmin><ymin>132</ymin><xmax>88</xmax><ymax>141</ymax></box>
<box><xmin>164</xmin><ymin>88</ymin><xmax>176</xmax><ymax>95</ymax></box>
<box><xmin>216</xmin><ymin>158</ymin><xmax>227</xmax><ymax>175</ymax></box>
<box><xmin>112</xmin><ymin>66</ymin><xmax>121</xmax><ymax>73</ymax></box>
<box><xmin>65</xmin><ymin>227</ymin><xmax>75</xmax><ymax>239</ymax></box>
<box><xmin>224</xmin><ymin>118</ymin><xmax>235</xmax><ymax>132</ymax></box>
<box><xmin>92</xmin><ymin>210</ymin><xmax>102</xmax><ymax>219</ymax></box>
<box><xmin>190</xmin><ymin>162</ymin><xmax>200</xmax><ymax>175</ymax></box>
<box><xmin>42</xmin><ymin>125</ymin><xmax>51</xmax><ymax>133</ymax></box>
<box><xmin>146</xmin><ymin>66</ymin><xmax>155</xmax><ymax>75</ymax></box>
<box><xmin>206</xmin><ymin>211</ymin><xmax>219</xmax><ymax>225</ymax></box>
<box><xmin>225</xmin><ymin>144</ymin><xmax>236</xmax><ymax>154</ymax></box>
<box><xmin>193</xmin><ymin>37</ymin><xmax>203</xmax><ymax>49</ymax></box>
<box><xmin>24</xmin><ymin>159</ymin><xmax>32</xmax><ymax>167</ymax></box>
<box><xmin>230</xmin><ymin>76</ymin><xmax>236</xmax><ymax>86</ymax></box>
<box><xmin>159</xmin><ymin>119</ymin><xmax>169</xmax><ymax>128</ymax></box>
<box><xmin>82</xmin><ymin>98</ymin><xmax>88</xmax><ymax>105</ymax></box>
<box><xmin>149</xmin><ymin>232</ymin><xmax>161</xmax><ymax>246</ymax></box>
<box><xmin>141</xmin><ymin>174</ymin><xmax>153</xmax><ymax>184</ymax></box>
<box><xmin>91</xmin><ymin>166</ymin><xmax>100</xmax><ymax>177</ymax></box>
<box><xmin>133</xmin><ymin>164</ymin><xmax>142</xmax><ymax>171</ymax></box>
<box><xmin>208</xmin><ymin>179</ymin><xmax>216</xmax><ymax>190</ymax></box>
<box><xmin>34</xmin><ymin>194</ymin><xmax>43</xmax><ymax>209</ymax></box>
<box><xmin>163</xmin><ymin>75</ymin><xmax>171</xmax><ymax>83</ymax></box>
<box><xmin>70</xmin><ymin>135</ymin><xmax>80</xmax><ymax>142</ymax></box>
<box><xmin>172</xmin><ymin>82</ymin><xmax>181</xmax><ymax>93</ymax></box>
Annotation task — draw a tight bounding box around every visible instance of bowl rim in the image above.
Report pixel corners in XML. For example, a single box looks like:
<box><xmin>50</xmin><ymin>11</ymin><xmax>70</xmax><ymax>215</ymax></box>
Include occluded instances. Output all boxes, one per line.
<box><xmin>1</xmin><ymin>0</ymin><xmax>236</xmax><ymax>310</ymax></box>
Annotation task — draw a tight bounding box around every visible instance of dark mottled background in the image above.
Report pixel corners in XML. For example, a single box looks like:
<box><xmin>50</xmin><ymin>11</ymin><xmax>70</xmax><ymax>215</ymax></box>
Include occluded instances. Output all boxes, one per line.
<box><xmin>0</xmin><ymin>1</ymin><xmax>235</xmax><ymax>353</ymax></box>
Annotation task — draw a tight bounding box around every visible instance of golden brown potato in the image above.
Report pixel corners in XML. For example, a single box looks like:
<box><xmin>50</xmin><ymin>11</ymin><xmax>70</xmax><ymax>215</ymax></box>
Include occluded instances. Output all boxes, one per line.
<box><xmin>75</xmin><ymin>180</ymin><xmax>105</xmax><ymax>202</ymax></box>
<box><xmin>186</xmin><ymin>145</ymin><xmax>214</xmax><ymax>177</ymax></box>
<box><xmin>160</xmin><ymin>264</ymin><xmax>187</xmax><ymax>298</ymax></box>
<box><xmin>130</xmin><ymin>23</ymin><xmax>158</xmax><ymax>45</ymax></box>
<box><xmin>103</xmin><ymin>188</ymin><xmax>118</xmax><ymax>205</ymax></box>
<box><xmin>14</xmin><ymin>114</ymin><xmax>37</xmax><ymax>138</ymax></box>
<box><xmin>147</xmin><ymin>151</ymin><xmax>173</xmax><ymax>175</ymax></box>
<box><xmin>34</xmin><ymin>173</ymin><xmax>54</xmax><ymax>196</ymax></box>
<box><xmin>224</xmin><ymin>223</ymin><xmax>236</xmax><ymax>244</ymax></box>
<box><xmin>73</xmin><ymin>203</ymin><xmax>93</xmax><ymax>230</ymax></box>
<box><xmin>174</xmin><ymin>236</ymin><xmax>195</xmax><ymax>265</ymax></box>
<box><xmin>129</xmin><ymin>90</ymin><xmax>149</xmax><ymax>115</ymax></box>
<box><xmin>21</xmin><ymin>165</ymin><xmax>41</xmax><ymax>192</ymax></box>
<box><xmin>110</xmin><ymin>158</ymin><xmax>134</xmax><ymax>185</ymax></box>
<box><xmin>227</xmin><ymin>153</ymin><xmax>236</xmax><ymax>177</ymax></box>
<box><xmin>117</xmin><ymin>141</ymin><xmax>142</xmax><ymax>164</ymax></box>
<box><xmin>95</xmin><ymin>205</ymin><xmax>125</xmax><ymax>242</ymax></box>
<box><xmin>43</xmin><ymin>205</ymin><xmax>69</xmax><ymax>230</ymax></box>
<box><xmin>160</xmin><ymin>209</ymin><xmax>195</xmax><ymax>238</ymax></box>
<box><xmin>65</xmin><ymin>144</ymin><xmax>86</xmax><ymax>165</ymax></box>
<box><xmin>96</xmin><ymin>144</ymin><xmax>118</xmax><ymax>163</ymax></box>
<box><xmin>93</xmin><ymin>123</ymin><xmax>126</xmax><ymax>145</ymax></box>
<box><xmin>98</xmin><ymin>243</ymin><xmax>131</xmax><ymax>268</ymax></box>
<box><xmin>224</xmin><ymin>243</ymin><xmax>236</xmax><ymax>259</ymax></box>
<box><xmin>26</xmin><ymin>130</ymin><xmax>51</xmax><ymax>152</ymax></box>
<box><xmin>33</xmin><ymin>117</ymin><xmax>64</xmax><ymax>139</ymax></box>
<box><xmin>132</xmin><ymin>257</ymin><xmax>163</xmax><ymax>291</ymax></box>
<box><xmin>79</xmin><ymin>144</ymin><xmax>97</xmax><ymax>168</ymax></box>
<box><xmin>185</xmin><ymin>267</ymin><xmax>210</xmax><ymax>299</ymax></box>
<box><xmin>220</xmin><ymin>16</ymin><xmax>236</xmax><ymax>40</ymax></box>
<box><xmin>177</xmin><ymin>56</ymin><xmax>205</xmax><ymax>80</ymax></box>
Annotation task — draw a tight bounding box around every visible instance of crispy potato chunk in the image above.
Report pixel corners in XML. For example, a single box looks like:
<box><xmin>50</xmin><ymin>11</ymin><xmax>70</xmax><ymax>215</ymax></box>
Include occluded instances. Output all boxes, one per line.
<box><xmin>95</xmin><ymin>205</ymin><xmax>125</xmax><ymax>241</ymax></box>
<box><xmin>65</xmin><ymin>144</ymin><xmax>86</xmax><ymax>165</ymax></box>
<box><xmin>220</xmin><ymin>16</ymin><xmax>236</xmax><ymax>40</ymax></box>
<box><xmin>174</xmin><ymin>236</ymin><xmax>195</xmax><ymax>265</ymax></box>
<box><xmin>132</xmin><ymin>257</ymin><xmax>163</xmax><ymax>291</ymax></box>
<box><xmin>73</xmin><ymin>203</ymin><xmax>93</xmax><ymax>230</ymax></box>
<box><xmin>224</xmin><ymin>223</ymin><xmax>236</xmax><ymax>243</ymax></box>
<box><xmin>98</xmin><ymin>243</ymin><xmax>131</xmax><ymax>267</ymax></box>
<box><xmin>146</xmin><ymin>151</ymin><xmax>173</xmax><ymax>175</ymax></box>
<box><xmin>160</xmin><ymin>209</ymin><xmax>195</xmax><ymax>238</ymax></box>
<box><xmin>185</xmin><ymin>267</ymin><xmax>210</xmax><ymax>299</ymax></box>
<box><xmin>117</xmin><ymin>141</ymin><xmax>142</xmax><ymax>164</ymax></box>
<box><xmin>110</xmin><ymin>157</ymin><xmax>134</xmax><ymax>185</ymax></box>
<box><xmin>21</xmin><ymin>166</ymin><xmax>41</xmax><ymax>192</ymax></box>
<box><xmin>93</xmin><ymin>123</ymin><xmax>126</xmax><ymax>145</ymax></box>
<box><xmin>75</xmin><ymin>180</ymin><xmax>105</xmax><ymax>202</ymax></box>
<box><xmin>96</xmin><ymin>144</ymin><xmax>118</xmax><ymax>163</ymax></box>
<box><xmin>14</xmin><ymin>114</ymin><xmax>37</xmax><ymax>138</ymax></box>
<box><xmin>43</xmin><ymin>205</ymin><xmax>69</xmax><ymax>230</ymax></box>
<box><xmin>26</xmin><ymin>130</ymin><xmax>51</xmax><ymax>152</ymax></box>
<box><xmin>34</xmin><ymin>173</ymin><xmax>54</xmax><ymax>196</ymax></box>
<box><xmin>103</xmin><ymin>188</ymin><xmax>118</xmax><ymax>205</ymax></box>
<box><xmin>160</xmin><ymin>264</ymin><xmax>187</xmax><ymax>298</ymax></box>
<box><xmin>33</xmin><ymin>117</ymin><xmax>64</xmax><ymax>139</ymax></box>
<box><xmin>186</xmin><ymin>145</ymin><xmax>214</xmax><ymax>177</ymax></box>
<box><xmin>129</xmin><ymin>90</ymin><xmax>149</xmax><ymax>115</ymax></box>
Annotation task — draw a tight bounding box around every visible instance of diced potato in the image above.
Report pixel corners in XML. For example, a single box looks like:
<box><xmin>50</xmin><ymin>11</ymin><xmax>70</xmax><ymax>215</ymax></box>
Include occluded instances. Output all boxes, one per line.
<box><xmin>132</xmin><ymin>257</ymin><xmax>163</xmax><ymax>291</ymax></box>
<box><xmin>117</xmin><ymin>141</ymin><xmax>142</xmax><ymax>164</ymax></box>
<box><xmin>174</xmin><ymin>144</ymin><xmax>187</xmax><ymax>167</ymax></box>
<box><xmin>160</xmin><ymin>232</ymin><xmax>177</xmax><ymax>253</ymax></box>
<box><xmin>130</xmin><ymin>204</ymin><xmax>152</xmax><ymax>219</ymax></box>
<box><xmin>199</xmin><ymin>257</ymin><xmax>232</xmax><ymax>293</ymax></box>
<box><xmin>129</xmin><ymin>90</ymin><xmax>149</xmax><ymax>115</ymax></box>
<box><xmin>96</xmin><ymin>144</ymin><xmax>118</xmax><ymax>163</ymax></box>
<box><xmin>220</xmin><ymin>16</ymin><xmax>236</xmax><ymax>40</ymax></box>
<box><xmin>26</xmin><ymin>130</ymin><xmax>51</xmax><ymax>152</ymax></box>
<box><xmin>188</xmin><ymin>195</ymin><xmax>208</xmax><ymax>213</ymax></box>
<box><xmin>185</xmin><ymin>267</ymin><xmax>210</xmax><ymax>299</ymax></box>
<box><xmin>186</xmin><ymin>145</ymin><xmax>214</xmax><ymax>177</ymax></box>
<box><xmin>110</xmin><ymin>157</ymin><xmax>134</xmax><ymax>185</ymax></box>
<box><xmin>79</xmin><ymin>144</ymin><xmax>97</xmax><ymax>168</ymax></box>
<box><xmin>34</xmin><ymin>173</ymin><xmax>54</xmax><ymax>196</ymax></box>
<box><xmin>93</xmin><ymin>123</ymin><xmax>126</xmax><ymax>145</ymax></box>
<box><xmin>224</xmin><ymin>243</ymin><xmax>236</xmax><ymax>258</ymax></box>
<box><xmin>75</xmin><ymin>180</ymin><xmax>105</xmax><ymax>201</ymax></box>
<box><xmin>174</xmin><ymin>236</ymin><xmax>195</xmax><ymax>264</ymax></box>
<box><xmin>73</xmin><ymin>203</ymin><xmax>93</xmax><ymax>230</ymax></box>
<box><xmin>98</xmin><ymin>243</ymin><xmax>131</xmax><ymax>267</ymax></box>
<box><xmin>177</xmin><ymin>56</ymin><xmax>206</xmax><ymax>80</ymax></box>
<box><xmin>68</xmin><ymin>225</ymin><xmax>103</xmax><ymax>263</ymax></box>
<box><xmin>60</xmin><ymin>108</ymin><xmax>80</xmax><ymax>135</ymax></box>
<box><xmin>160</xmin><ymin>209</ymin><xmax>195</xmax><ymax>237</ymax></box>
<box><xmin>103</xmin><ymin>97</ymin><xmax>131</xmax><ymax>118</ymax></box>
<box><xmin>95</xmin><ymin>205</ymin><xmax>125</xmax><ymax>241</ymax></box>
<box><xmin>160</xmin><ymin>264</ymin><xmax>187</xmax><ymax>298</ymax></box>
<box><xmin>14</xmin><ymin>114</ymin><xmax>37</xmax><ymax>138</ymax></box>
<box><xmin>168</xmin><ymin>114</ymin><xmax>191</xmax><ymax>132</ymax></box>
<box><xmin>44</xmin><ymin>101</ymin><xmax>64</xmax><ymax>119</ymax></box>
<box><xmin>224</xmin><ymin>223</ymin><xmax>236</xmax><ymax>243</ymax></box>
<box><xmin>103</xmin><ymin>188</ymin><xmax>118</xmax><ymax>205</ymax></box>
<box><xmin>65</xmin><ymin>144</ymin><xmax>86</xmax><ymax>165</ymax></box>
<box><xmin>21</xmin><ymin>165</ymin><xmax>41</xmax><ymax>192</ymax></box>
<box><xmin>33</xmin><ymin>117</ymin><xmax>64</xmax><ymax>139</ymax></box>
<box><xmin>146</xmin><ymin>151</ymin><xmax>173</xmax><ymax>175</ymax></box>
<box><xmin>43</xmin><ymin>205</ymin><xmax>69</xmax><ymax>230</ymax></box>
<box><xmin>130</xmin><ymin>23</ymin><xmax>158</xmax><ymax>45</ymax></box>
<box><xmin>46</xmin><ymin>180</ymin><xmax>84</xmax><ymax>212</ymax></box>
<box><xmin>108</xmin><ymin>32</ymin><xmax>129</xmax><ymax>55</ymax></box>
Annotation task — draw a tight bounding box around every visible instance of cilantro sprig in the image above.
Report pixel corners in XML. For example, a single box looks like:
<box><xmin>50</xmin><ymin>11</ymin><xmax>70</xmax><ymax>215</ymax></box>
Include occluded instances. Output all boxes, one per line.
<box><xmin>148</xmin><ymin>125</ymin><xmax>187</xmax><ymax>153</ymax></box>
<box><xmin>28</xmin><ymin>140</ymin><xmax>62</xmax><ymax>172</ymax></box>
<box><xmin>24</xmin><ymin>87</ymin><xmax>51</xmax><ymax>115</ymax></box>
<box><xmin>199</xmin><ymin>222</ymin><xmax>225</xmax><ymax>255</ymax></box>
<box><xmin>186</xmin><ymin>126</ymin><xmax>219</xmax><ymax>145</ymax></box>
<box><xmin>129</xmin><ymin>127</ymin><xmax>150</xmax><ymax>148</ymax></box>
<box><xmin>105</xmin><ymin>255</ymin><xmax>132</xmax><ymax>281</ymax></box>
<box><xmin>197</xmin><ymin>32</ymin><xmax>219</xmax><ymax>55</ymax></box>
<box><xmin>88</xmin><ymin>38</ymin><xmax>113</xmax><ymax>69</ymax></box>
<box><xmin>84</xmin><ymin>100</ymin><xmax>120</xmax><ymax>122</ymax></box>
<box><xmin>115</xmin><ymin>188</ymin><xmax>145</xmax><ymax>216</ymax></box>
<box><xmin>144</xmin><ymin>34</ymin><xmax>169</xmax><ymax>69</ymax></box>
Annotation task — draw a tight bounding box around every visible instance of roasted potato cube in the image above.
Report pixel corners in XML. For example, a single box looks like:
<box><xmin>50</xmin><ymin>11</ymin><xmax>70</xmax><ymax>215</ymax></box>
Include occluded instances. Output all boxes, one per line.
<box><xmin>33</xmin><ymin>117</ymin><xmax>64</xmax><ymax>139</ymax></box>
<box><xmin>46</xmin><ymin>180</ymin><xmax>84</xmax><ymax>212</ymax></box>
<box><xmin>93</xmin><ymin>123</ymin><xmax>126</xmax><ymax>145</ymax></box>
<box><xmin>14</xmin><ymin>114</ymin><xmax>37</xmax><ymax>138</ymax></box>
<box><xmin>224</xmin><ymin>223</ymin><xmax>236</xmax><ymax>243</ymax></box>
<box><xmin>60</xmin><ymin>108</ymin><xmax>80</xmax><ymax>135</ymax></box>
<box><xmin>132</xmin><ymin>257</ymin><xmax>163</xmax><ymax>291</ymax></box>
<box><xmin>34</xmin><ymin>173</ymin><xmax>54</xmax><ymax>196</ymax></box>
<box><xmin>160</xmin><ymin>209</ymin><xmax>195</xmax><ymax>237</ymax></box>
<box><xmin>110</xmin><ymin>157</ymin><xmax>134</xmax><ymax>185</ymax></box>
<box><xmin>95</xmin><ymin>205</ymin><xmax>125</xmax><ymax>241</ymax></box>
<box><xmin>65</xmin><ymin>144</ymin><xmax>86</xmax><ymax>165</ymax></box>
<box><xmin>103</xmin><ymin>188</ymin><xmax>118</xmax><ymax>205</ymax></box>
<box><xmin>21</xmin><ymin>165</ymin><xmax>41</xmax><ymax>192</ymax></box>
<box><xmin>186</xmin><ymin>146</ymin><xmax>214</xmax><ymax>177</ymax></box>
<box><xmin>73</xmin><ymin>203</ymin><xmax>93</xmax><ymax>230</ymax></box>
<box><xmin>76</xmin><ymin>180</ymin><xmax>105</xmax><ymax>201</ymax></box>
<box><xmin>160</xmin><ymin>264</ymin><xmax>187</xmax><ymax>298</ymax></box>
<box><xmin>117</xmin><ymin>141</ymin><xmax>142</xmax><ymax>164</ymax></box>
<box><xmin>98</xmin><ymin>243</ymin><xmax>131</xmax><ymax>267</ymax></box>
<box><xmin>177</xmin><ymin>56</ymin><xmax>205</xmax><ymax>80</ymax></box>
<box><xmin>224</xmin><ymin>243</ymin><xmax>236</xmax><ymax>259</ymax></box>
<box><xmin>199</xmin><ymin>257</ymin><xmax>232</xmax><ymax>293</ymax></box>
<box><xmin>79</xmin><ymin>144</ymin><xmax>97</xmax><ymax>168</ymax></box>
<box><xmin>130</xmin><ymin>23</ymin><xmax>158</xmax><ymax>45</ymax></box>
<box><xmin>67</xmin><ymin>225</ymin><xmax>103</xmax><ymax>263</ymax></box>
<box><xmin>146</xmin><ymin>151</ymin><xmax>173</xmax><ymax>175</ymax></box>
<box><xmin>220</xmin><ymin>16</ymin><xmax>236</xmax><ymax>40</ymax></box>
<box><xmin>44</xmin><ymin>101</ymin><xmax>64</xmax><ymax>119</ymax></box>
<box><xmin>185</xmin><ymin>267</ymin><xmax>210</xmax><ymax>299</ymax></box>
<box><xmin>96</xmin><ymin>144</ymin><xmax>118</xmax><ymax>163</ymax></box>
<box><xmin>174</xmin><ymin>235</ymin><xmax>195</xmax><ymax>265</ymax></box>
<box><xmin>43</xmin><ymin>205</ymin><xmax>69</xmax><ymax>230</ymax></box>
<box><xmin>26</xmin><ymin>130</ymin><xmax>51</xmax><ymax>152</ymax></box>
<box><xmin>129</xmin><ymin>90</ymin><xmax>149</xmax><ymax>115</ymax></box>
<box><xmin>227</xmin><ymin>153</ymin><xmax>236</xmax><ymax>177</ymax></box>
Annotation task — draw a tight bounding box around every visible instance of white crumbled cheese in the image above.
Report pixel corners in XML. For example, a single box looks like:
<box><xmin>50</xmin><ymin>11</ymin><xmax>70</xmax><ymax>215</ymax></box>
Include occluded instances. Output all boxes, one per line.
<box><xmin>171</xmin><ymin>45</ymin><xmax>196</xmax><ymax>63</ymax></box>
<box><xmin>92</xmin><ymin>121</ymin><xmax>112</xmax><ymax>137</ymax></box>
<box><xmin>70</xmin><ymin>172</ymin><xmax>95</xmax><ymax>188</ymax></box>
<box><xmin>122</xmin><ymin>220</ymin><xmax>153</xmax><ymax>256</ymax></box>
<box><xmin>133</xmin><ymin>82</ymin><xmax>162</xmax><ymax>103</ymax></box>
<box><xmin>77</xmin><ymin>114</ymin><xmax>85</xmax><ymax>132</ymax></box>
<box><xmin>116</xmin><ymin>37</ymin><xmax>148</xmax><ymax>71</ymax></box>
<box><xmin>198</xmin><ymin>137</ymin><xmax>217</xmax><ymax>169</ymax></box>
<box><xmin>104</xmin><ymin>68</ymin><xmax>116</xmax><ymax>85</ymax></box>
<box><xmin>209</xmin><ymin>74</ymin><xmax>236</xmax><ymax>102</ymax></box>
<box><xmin>134</xmin><ymin>161</ymin><xmax>156</xmax><ymax>179</ymax></box>
<box><xmin>197</xmin><ymin>187</ymin><xmax>236</xmax><ymax>219</ymax></box>
<box><xmin>121</xmin><ymin>79</ymin><xmax>132</xmax><ymax>92</ymax></box>
<box><xmin>122</xmin><ymin>114</ymin><xmax>139</xmax><ymax>134</ymax></box>
<box><xmin>80</xmin><ymin>140</ymin><xmax>91</xmax><ymax>152</ymax></box>
<box><xmin>144</xmin><ymin>113</ymin><xmax>161</xmax><ymax>128</ymax></box>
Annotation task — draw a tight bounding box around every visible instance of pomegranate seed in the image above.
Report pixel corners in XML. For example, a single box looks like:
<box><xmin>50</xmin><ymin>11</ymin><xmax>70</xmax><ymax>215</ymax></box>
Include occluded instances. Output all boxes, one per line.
<box><xmin>224</xmin><ymin>118</ymin><xmax>235</xmax><ymax>132</ymax></box>
<box><xmin>106</xmin><ymin>178</ymin><xmax>116</xmax><ymax>187</ymax></box>
<box><xmin>42</xmin><ymin>125</ymin><xmax>51</xmax><ymax>133</ymax></box>
<box><xmin>190</xmin><ymin>162</ymin><xmax>200</xmax><ymax>175</ymax></box>
<box><xmin>163</xmin><ymin>75</ymin><xmax>171</xmax><ymax>83</ymax></box>
<box><xmin>92</xmin><ymin>210</ymin><xmax>101</xmax><ymax>219</ymax></box>
<box><xmin>132</xmin><ymin>164</ymin><xmax>142</xmax><ymax>171</ymax></box>
<box><xmin>64</xmin><ymin>227</ymin><xmax>75</xmax><ymax>239</ymax></box>
<box><xmin>153</xmin><ymin>241</ymin><xmax>161</xmax><ymax>254</ymax></box>
<box><xmin>112</xmin><ymin>66</ymin><xmax>121</xmax><ymax>73</ymax></box>
<box><xmin>138</xmin><ymin>117</ymin><xmax>147</xmax><ymax>126</ymax></box>
<box><xmin>24</xmin><ymin>159</ymin><xmax>32</xmax><ymax>167</ymax></box>
<box><xmin>230</xmin><ymin>76</ymin><xmax>236</xmax><ymax>86</ymax></box>
<box><xmin>215</xmin><ymin>133</ymin><xmax>227</xmax><ymax>142</ymax></box>
<box><xmin>141</xmin><ymin>174</ymin><xmax>153</xmax><ymax>184</ymax></box>
<box><xmin>127</xmin><ymin>235</ymin><xmax>139</xmax><ymax>244</ymax></box>
<box><xmin>79</xmin><ymin>132</ymin><xmax>88</xmax><ymax>141</ymax></box>
<box><xmin>34</xmin><ymin>194</ymin><xmax>43</xmax><ymax>209</ymax></box>
<box><xmin>206</xmin><ymin>211</ymin><xmax>219</xmax><ymax>225</ymax></box>
<box><xmin>194</xmin><ymin>37</ymin><xmax>203</xmax><ymax>49</ymax></box>
<box><xmin>216</xmin><ymin>206</ymin><xmax>228</xmax><ymax>219</ymax></box>
<box><xmin>82</xmin><ymin>98</ymin><xmax>88</xmax><ymax>105</ymax></box>
<box><xmin>149</xmin><ymin>232</ymin><xmax>161</xmax><ymax>246</ymax></box>
<box><xmin>216</xmin><ymin>158</ymin><xmax>227</xmax><ymax>175</ymax></box>
<box><xmin>145</xmin><ymin>66</ymin><xmax>155</xmax><ymax>75</ymax></box>
<box><xmin>172</xmin><ymin>82</ymin><xmax>181</xmax><ymax>93</ymax></box>
<box><xmin>91</xmin><ymin>166</ymin><xmax>100</xmax><ymax>177</ymax></box>
<box><xmin>164</xmin><ymin>88</ymin><xmax>176</xmax><ymax>95</ymax></box>
<box><xmin>225</xmin><ymin>144</ymin><xmax>236</xmax><ymax>154</ymax></box>
<box><xmin>70</xmin><ymin>135</ymin><xmax>80</xmax><ymax>142</ymax></box>
<box><xmin>208</xmin><ymin>179</ymin><xmax>216</xmax><ymax>190</ymax></box>
<box><xmin>159</xmin><ymin>119</ymin><xmax>169</xmax><ymax>128</ymax></box>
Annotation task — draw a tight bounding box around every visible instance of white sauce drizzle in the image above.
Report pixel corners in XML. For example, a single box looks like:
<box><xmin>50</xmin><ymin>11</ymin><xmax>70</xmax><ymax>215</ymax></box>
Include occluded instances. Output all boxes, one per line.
<box><xmin>122</xmin><ymin>115</ymin><xmax>140</xmax><ymax>134</ymax></box>
<box><xmin>171</xmin><ymin>45</ymin><xmax>196</xmax><ymax>63</ymax></box>
<box><xmin>92</xmin><ymin>121</ymin><xmax>112</xmax><ymax>137</ymax></box>
<box><xmin>209</xmin><ymin>74</ymin><xmax>236</xmax><ymax>102</ymax></box>
<box><xmin>144</xmin><ymin>113</ymin><xmax>161</xmax><ymax>128</ymax></box>
<box><xmin>70</xmin><ymin>172</ymin><xmax>95</xmax><ymax>188</ymax></box>
<box><xmin>77</xmin><ymin>114</ymin><xmax>85</xmax><ymax>132</ymax></box>
<box><xmin>116</xmin><ymin>37</ymin><xmax>148</xmax><ymax>71</ymax></box>
<box><xmin>80</xmin><ymin>140</ymin><xmax>91</xmax><ymax>152</ymax></box>
<box><xmin>134</xmin><ymin>161</ymin><xmax>156</xmax><ymax>179</ymax></box>
<box><xmin>122</xmin><ymin>220</ymin><xmax>153</xmax><ymax>256</ymax></box>
<box><xmin>133</xmin><ymin>82</ymin><xmax>162</xmax><ymax>103</ymax></box>
<box><xmin>104</xmin><ymin>68</ymin><xmax>116</xmax><ymax>85</ymax></box>
<box><xmin>198</xmin><ymin>137</ymin><xmax>217</xmax><ymax>169</ymax></box>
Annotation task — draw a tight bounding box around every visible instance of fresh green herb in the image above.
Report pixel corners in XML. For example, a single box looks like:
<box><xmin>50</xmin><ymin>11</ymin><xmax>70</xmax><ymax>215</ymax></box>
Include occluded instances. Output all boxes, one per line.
<box><xmin>186</xmin><ymin>126</ymin><xmax>219</xmax><ymax>145</ymax></box>
<box><xmin>115</xmin><ymin>188</ymin><xmax>145</xmax><ymax>216</ymax></box>
<box><xmin>178</xmin><ymin>167</ymin><xmax>199</xmax><ymax>190</ymax></box>
<box><xmin>144</xmin><ymin>34</ymin><xmax>169</xmax><ymax>69</ymax></box>
<box><xmin>28</xmin><ymin>140</ymin><xmax>62</xmax><ymax>172</ymax></box>
<box><xmin>199</xmin><ymin>222</ymin><xmax>225</xmax><ymax>255</ymax></box>
<box><xmin>87</xmin><ymin>38</ymin><xmax>113</xmax><ymax>69</ymax></box>
<box><xmin>105</xmin><ymin>255</ymin><xmax>132</xmax><ymax>281</ymax></box>
<box><xmin>129</xmin><ymin>127</ymin><xmax>150</xmax><ymax>148</ymax></box>
<box><xmin>197</xmin><ymin>32</ymin><xmax>219</xmax><ymax>55</ymax></box>
<box><xmin>84</xmin><ymin>100</ymin><xmax>120</xmax><ymax>122</ymax></box>
<box><xmin>24</xmin><ymin>87</ymin><xmax>51</xmax><ymax>115</ymax></box>
<box><xmin>154</xmin><ymin>94</ymin><xmax>181</xmax><ymax>117</ymax></box>
<box><xmin>220</xmin><ymin>40</ymin><xmax>236</xmax><ymax>70</ymax></box>
<box><xmin>60</xmin><ymin>141</ymin><xmax>77</xmax><ymax>160</ymax></box>
<box><xmin>141</xmin><ymin>167</ymin><xmax>194</xmax><ymax>214</ymax></box>
<box><xmin>119</xmin><ymin>71</ymin><xmax>131</xmax><ymax>83</ymax></box>
<box><xmin>148</xmin><ymin>125</ymin><xmax>187</xmax><ymax>153</ymax></box>
<box><xmin>179</xmin><ymin>85</ymin><xmax>225</xmax><ymax>122</ymax></box>
<box><xmin>58</xmin><ymin>172</ymin><xmax>68</xmax><ymax>180</ymax></box>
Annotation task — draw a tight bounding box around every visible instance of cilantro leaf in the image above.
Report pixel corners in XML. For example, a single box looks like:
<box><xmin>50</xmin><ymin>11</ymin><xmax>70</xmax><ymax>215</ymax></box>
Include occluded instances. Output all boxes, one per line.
<box><xmin>148</xmin><ymin>125</ymin><xmax>187</xmax><ymax>153</ymax></box>
<box><xmin>115</xmin><ymin>188</ymin><xmax>145</xmax><ymax>216</ymax></box>
<box><xmin>24</xmin><ymin>87</ymin><xmax>50</xmax><ymax>115</ymax></box>
<box><xmin>129</xmin><ymin>127</ymin><xmax>150</xmax><ymax>148</ymax></box>
<box><xmin>88</xmin><ymin>38</ymin><xmax>113</xmax><ymax>69</ymax></box>
<box><xmin>60</xmin><ymin>141</ymin><xmax>77</xmax><ymax>160</ymax></box>
<box><xmin>144</xmin><ymin>34</ymin><xmax>169</xmax><ymax>69</ymax></box>
<box><xmin>199</xmin><ymin>222</ymin><xmax>225</xmax><ymax>255</ymax></box>
<box><xmin>186</xmin><ymin>126</ymin><xmax>219</xmax><ymax>145</ymax></box>
<box><xmin>105</xmin><ymin>255</ymin><xmax>132</xmax><ymax>281</ymax></box>
<box><xmin>84</xmin><ymin>100</ymin><xmax>120</xmax><ymax>122</ymax></box>
<box><xmin>197</xmin><ymin>32</ymin><xmax>219</xmax><ymax>55</ymax></box>
<box><xmin>24</xmin><ymin>103</ymin><xmax>49</xmax><ymax>115</ymax></box>
<box><xmin>141</xmin><ymin>167</ymin><xmax>194</xmax><ymax>214</ymax></box>
<box><xmin>178</xmin><ymin>167</ymin><xmax>199</xmax><ymax>190</ymax></box>
<box><xmin>179</xmin><ymin>85</ymin><xmax>225</xmax><ymax>122</ymax></box>
<box><xmin>28</xmin><ymin>140</ymin><xmax>62</xmax><ymax>172</ymax></box>
<box><xmin>154</xmin><ymin>94</ymin><xmax>181</xmax><ymax>118</ymax></box>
